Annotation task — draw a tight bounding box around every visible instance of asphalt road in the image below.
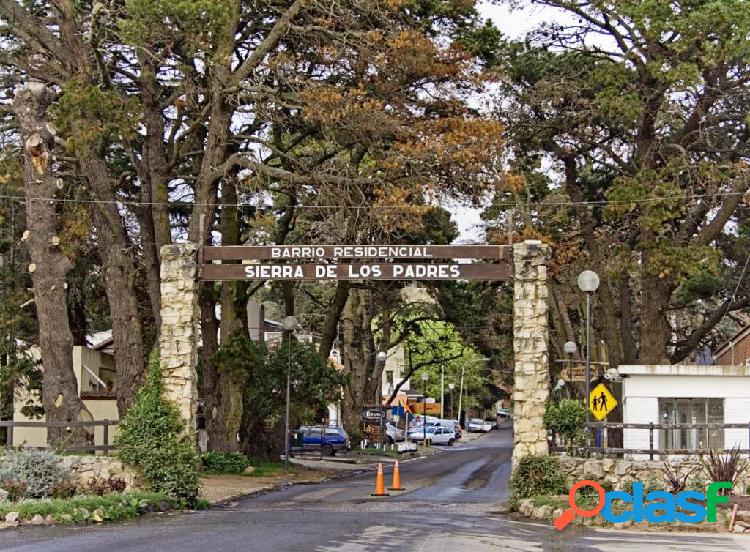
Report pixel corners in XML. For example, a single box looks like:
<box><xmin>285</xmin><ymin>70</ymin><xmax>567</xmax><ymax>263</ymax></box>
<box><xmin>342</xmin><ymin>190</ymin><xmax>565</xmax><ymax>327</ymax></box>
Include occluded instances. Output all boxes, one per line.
<box><xmin>2</xmin><ymin>428</ymin><xmax>750</xmax><ymax>551</ymax></box>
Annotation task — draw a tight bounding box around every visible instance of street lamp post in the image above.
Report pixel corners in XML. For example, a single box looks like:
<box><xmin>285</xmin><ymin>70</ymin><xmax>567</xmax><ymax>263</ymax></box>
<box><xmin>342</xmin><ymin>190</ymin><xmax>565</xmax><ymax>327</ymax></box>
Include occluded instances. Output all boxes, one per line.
<box><xmin>440</xmin><ymin>366</ymin><xmax>445</xmax><ymax>419</ymax></box>
<box><xmin>282</xmin><ymin>316</ymin><xmax>299</xmax><ymax>471</ymax></box>
<box><xmin>448</xmin><ymin>383</ymin><xmax>455</xmax><ymax>419</ymax></box>
<box><xmin>375</xmin><ymin>350</ymin><xmax>388</xmax><ymax>404</ymax></box>
<box><xmin>421</xmin><ymin>372</ymin><xmax>429</xmax><ymax>446</ymax></box>
<box><xmin>577</xmin><ymin>270</ymin><xmax>600</xmax><ymax>437</ymax></box>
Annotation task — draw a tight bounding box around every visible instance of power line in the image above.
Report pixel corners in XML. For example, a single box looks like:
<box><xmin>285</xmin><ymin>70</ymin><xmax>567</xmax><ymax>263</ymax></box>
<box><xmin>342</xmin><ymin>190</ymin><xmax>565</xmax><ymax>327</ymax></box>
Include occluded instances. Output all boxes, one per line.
<box><xmin>0</xmin><ymin>190</ymin><xmax>746</xmax><ymax>210</ymax></box>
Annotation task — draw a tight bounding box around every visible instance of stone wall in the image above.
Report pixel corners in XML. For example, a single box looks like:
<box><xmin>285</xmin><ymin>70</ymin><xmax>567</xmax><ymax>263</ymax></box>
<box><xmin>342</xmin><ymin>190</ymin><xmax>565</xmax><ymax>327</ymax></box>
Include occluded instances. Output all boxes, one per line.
<box><xmin>58</xmin><ymin>455</ymin><xmax>138</xmax><ymax>491</ymax></box>
<box><xmin>159</xmin><ymin>243</ymin><xmax>200</xmax><ymax>433</ymax></box>
<box><xmin>512</xmin><ymin>240</ymin><xmax>550</xmax><ymax>463</ymax></box>
<box><xmin>557</xmin><ymin>455</ymin><xmax>750</xmax><ymax>492</ymax></box>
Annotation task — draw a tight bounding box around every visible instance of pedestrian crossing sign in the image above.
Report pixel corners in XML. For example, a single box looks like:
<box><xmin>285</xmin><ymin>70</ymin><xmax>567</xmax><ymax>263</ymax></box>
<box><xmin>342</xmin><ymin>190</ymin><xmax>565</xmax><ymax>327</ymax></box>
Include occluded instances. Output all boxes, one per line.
<box><xmin>589</xmin><ymin>383</ymin><xmax>617</xmax><ymax>421</ymax></box>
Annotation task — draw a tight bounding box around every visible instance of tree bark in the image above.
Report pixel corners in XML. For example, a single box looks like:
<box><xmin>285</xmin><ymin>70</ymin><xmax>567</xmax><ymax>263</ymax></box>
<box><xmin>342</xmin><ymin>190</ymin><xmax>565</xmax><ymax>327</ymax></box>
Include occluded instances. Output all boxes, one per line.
<box><xmin>205</xmin><ymin>180</ymin><xmax>244</xmax><ymax>452</ymax></box>
<box><xmin>638</xmin><ymin>267</ymin><xmax>673</xmax><ymax>364</ymax></box>
<box><xmin>89</xmin><ymin>204</ymin><xmax>147</xmax><ymax>414</ymax></box>
<box><xmin>318</xmin><ymin>281</ymin><xmax>351</xmax><ymax>359</ymax></box>
<box><xmin>13</xmin><ymin>83</ymin><xmax>91</xmax><ymax>446</ymax></box>
<box><xmin>77</xmin><ymin>152</ymin><xmax>148</xmax><ymax>416</ymax></box>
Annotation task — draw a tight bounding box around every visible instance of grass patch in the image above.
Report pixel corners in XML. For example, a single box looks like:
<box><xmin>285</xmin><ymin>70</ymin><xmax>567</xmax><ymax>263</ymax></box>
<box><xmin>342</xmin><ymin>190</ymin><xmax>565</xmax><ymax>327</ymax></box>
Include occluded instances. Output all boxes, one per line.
<box><xmin>245</xmin><ymin>460</ymin><xmax>287</xmax><ymax>477</ymax></box>
<box><xmin>0</xmin><ymin>492</ymin><xmax>185</xmax><ymax>524</ymax></box>
<box><xmin>530</xmin><ymin>495</ymin><xmax>566</xmax><ymax>510</ymax></box>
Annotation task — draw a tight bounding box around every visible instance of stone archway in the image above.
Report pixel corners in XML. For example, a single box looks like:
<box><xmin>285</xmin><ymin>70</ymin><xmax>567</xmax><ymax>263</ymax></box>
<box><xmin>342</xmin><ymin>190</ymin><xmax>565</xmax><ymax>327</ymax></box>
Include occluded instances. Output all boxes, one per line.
<box><xmin>156</xmin><ymin>240</ymin><xmax>551</xmax><ymax>464</ymax></box>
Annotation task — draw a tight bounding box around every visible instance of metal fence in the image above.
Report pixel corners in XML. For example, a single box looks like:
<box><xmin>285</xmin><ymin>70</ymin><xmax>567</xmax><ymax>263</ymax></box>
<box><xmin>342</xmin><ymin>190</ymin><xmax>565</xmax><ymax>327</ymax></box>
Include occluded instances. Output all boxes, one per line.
<box><xmin>549</xmin><ymin>421</ymin><xmax>750</xmax><ymax>459</ymax></box>
<box><xmin>0</xmin><ymin>419</ymin><xmax>118</xmax><ymax>454</ymax></box>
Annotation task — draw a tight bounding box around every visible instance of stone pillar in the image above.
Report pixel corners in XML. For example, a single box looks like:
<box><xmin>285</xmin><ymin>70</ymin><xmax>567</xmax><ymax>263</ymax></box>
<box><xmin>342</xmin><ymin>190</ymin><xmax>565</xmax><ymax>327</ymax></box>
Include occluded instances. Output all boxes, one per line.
<box><xmin>159</xmin><ymin>243</ymin><xmax>200</xmax><ymax>433</ymax></box>
<box><xmin>512</xmin><ymin>240</ymin><xmax>550</xmax><ymax>464</ymax></box>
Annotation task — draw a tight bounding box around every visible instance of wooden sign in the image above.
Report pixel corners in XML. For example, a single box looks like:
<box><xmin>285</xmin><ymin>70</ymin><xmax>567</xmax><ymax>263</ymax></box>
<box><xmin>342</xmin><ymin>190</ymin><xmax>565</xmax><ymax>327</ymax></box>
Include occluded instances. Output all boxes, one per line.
<box><xmin>201</xmin><ymin>263</ymin><xmax>510</xmax><ymax>281</ymax></box>
<box><xmin>203</xmin><ymin>245</ymin><xmax>509</xmax><ymax>261</ymax></box>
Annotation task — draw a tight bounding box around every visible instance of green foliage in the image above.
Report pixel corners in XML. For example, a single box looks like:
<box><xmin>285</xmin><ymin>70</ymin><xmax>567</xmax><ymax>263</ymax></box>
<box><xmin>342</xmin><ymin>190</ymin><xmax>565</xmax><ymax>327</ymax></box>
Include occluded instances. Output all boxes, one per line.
<box><xmin>118</xmin><ymin>0</ymin><xmax>234</xmax><ymax>50</ymax></box>
<box><xmin>509</xmin><ymin>454</ymin><xmax>566</xmax><ymax>498</ymax></box>
<box><xmin>0</xmin><ymin>449</ymin><xmax>70</xmax><ymax>499</ymax></box>
<box><xmin>52</xmin><ymin>80</ymin><xmax>141</xmax><ymax>153</ymax></box>
<box><xmin>200</xmin><ymin>452</ymin><xmax>251</xmax><ymax>474</ymax></box>
<box><xmin>544</xmin><ymin>399</ymin><xmax>587</xmax><ymax>449</ymax></box>
<box><xmin>213</xmin><ymin>333</ymin><xmax>347</xmax><ymax>460</ymax></box>
<box><xmin>116</xmin><ymin>354</ymin><xmax>199</xmax><ymax>505</ymax></box>
<box><xmin>0</xmin><ymin>492</ymin><xmax>182</xmax><ymax>523</ymax></box>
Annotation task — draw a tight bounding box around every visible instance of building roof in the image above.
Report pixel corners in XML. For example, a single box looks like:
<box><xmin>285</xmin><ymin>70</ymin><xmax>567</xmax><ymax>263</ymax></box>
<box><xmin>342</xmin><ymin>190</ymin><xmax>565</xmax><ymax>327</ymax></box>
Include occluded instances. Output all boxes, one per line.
<box><xmin>618</xmin><ymin>364</ymin><xmax>750</xmax><ymax>377</ymax></box>
<box><xmin>714</xmin><ymin>325</ymin><xmax>750</xmax><ymax>360</ymax></box>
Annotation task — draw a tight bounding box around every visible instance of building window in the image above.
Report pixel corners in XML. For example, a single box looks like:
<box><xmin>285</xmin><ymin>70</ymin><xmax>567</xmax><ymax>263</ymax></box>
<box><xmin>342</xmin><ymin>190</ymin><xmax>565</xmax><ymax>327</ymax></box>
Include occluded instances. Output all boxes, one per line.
<box><xmin>658</xmin><ymin>398</ymin><xmax>723</xmax><ymax>451</ymax></box>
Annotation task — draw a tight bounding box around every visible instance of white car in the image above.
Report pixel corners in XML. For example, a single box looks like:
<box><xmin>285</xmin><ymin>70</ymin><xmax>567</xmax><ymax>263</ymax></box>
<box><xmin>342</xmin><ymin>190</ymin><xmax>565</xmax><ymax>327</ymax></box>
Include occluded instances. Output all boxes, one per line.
<box><xmin>467</xmin><ymin>418</ymin><xmax>492</xmax><ymax>433</ymax></box>
<box><xmin>498</xmin><ymin>408</ymin><xmax>512</xmax><ymax>419</ymax></box>
<box><xmin>408</xmin><ymin>426</ymin><xmax>456</xmax><ymax>446</ymax></box>
<box><xmin>385</xmin><ymin>422</ymin><xmax>405</xmax><ymax>443</ymax></box>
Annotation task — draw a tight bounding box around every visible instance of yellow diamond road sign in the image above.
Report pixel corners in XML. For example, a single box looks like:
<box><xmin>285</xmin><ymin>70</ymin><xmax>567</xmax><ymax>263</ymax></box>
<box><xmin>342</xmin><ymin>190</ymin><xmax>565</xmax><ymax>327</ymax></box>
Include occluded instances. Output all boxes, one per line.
<box><xmin>589</xmin><ymin>383</ymin><xmax>617</xmax><ymax>421</ymax></box>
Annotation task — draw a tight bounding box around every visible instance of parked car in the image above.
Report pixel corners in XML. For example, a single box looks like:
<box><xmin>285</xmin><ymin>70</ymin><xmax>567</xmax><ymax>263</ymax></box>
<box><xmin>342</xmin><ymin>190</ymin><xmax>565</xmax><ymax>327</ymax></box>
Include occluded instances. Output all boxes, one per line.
<box><xmin>498</xmin><ymin>408</ymin><xmax>512</xmax><ymax>419</ymax></box>
<box><xmin>484</xmin><ymin>417</ymin><xmax>498</xmax><ymax>430</ymax></box>
<box><xmin>431</xmin><ymin>419</ymin><xmax>462</xmax><ymax>439</ymax></box>
<box><xmin>296</xmin><ymin>426</ymin><xmax>350</xmax><ymax>456</ymax></box>
<box><xmin>385</xmin><ymin>422</ymin><xmax>405</xmax><ymax>443</ymax></box>
<box><xmin>467</xmin><ymin>418</ymin><xmax>492</xmax><ymax>433</ymax></box>
<box><xmin>408</xmin><ymin>426</ymin><xmax>456</xmax><ymax>446</ymax></box>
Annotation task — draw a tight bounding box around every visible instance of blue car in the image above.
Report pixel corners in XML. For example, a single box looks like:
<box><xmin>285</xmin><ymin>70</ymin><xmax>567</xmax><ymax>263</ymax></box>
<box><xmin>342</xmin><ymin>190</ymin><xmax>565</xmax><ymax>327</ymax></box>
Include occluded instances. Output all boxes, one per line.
<box><xmin>297</xmin><ymin>426</ymin><xmax>350</xmax><ymax>456</ymax></box>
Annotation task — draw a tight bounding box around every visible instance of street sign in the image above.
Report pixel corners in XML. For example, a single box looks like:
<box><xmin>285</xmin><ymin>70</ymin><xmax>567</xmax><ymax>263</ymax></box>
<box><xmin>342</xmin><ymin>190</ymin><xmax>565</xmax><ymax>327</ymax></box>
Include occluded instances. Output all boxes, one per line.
<box><xmin>560</xmin><ymin>365</ymin><xmax>603</xmax><ymax>382</ymax></box>
<box><xmin>588</xmin><ymin>383</ymin><xmax>617</xmax><ymax>421</ymax></box>
<box><xmin>203</xmin><ymin>245</ymin><xmax>510</xmax><ymax>261</ymax></box>
<box><xmin>201</xmin><ymin>263</ymin><xmax>510</xmax><ymax>281</ymax></box>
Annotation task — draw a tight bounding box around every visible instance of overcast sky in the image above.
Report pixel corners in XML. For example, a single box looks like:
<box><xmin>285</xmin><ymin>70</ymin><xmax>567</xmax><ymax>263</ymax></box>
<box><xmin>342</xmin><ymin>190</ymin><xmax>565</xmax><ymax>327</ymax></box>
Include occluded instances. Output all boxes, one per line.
<box><xmin>451</xmin><ymin>1</ymin><xmax>568</xmax><ymax>242</ymax></box>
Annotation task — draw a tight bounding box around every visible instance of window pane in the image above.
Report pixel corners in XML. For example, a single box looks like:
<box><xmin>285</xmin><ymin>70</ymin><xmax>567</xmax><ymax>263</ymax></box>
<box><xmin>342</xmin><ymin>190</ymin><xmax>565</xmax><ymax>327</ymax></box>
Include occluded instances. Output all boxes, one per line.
<box><xmin>659</xmin><ymin>399</ymin><xmax>674</xmax><ymax>450</ymax></box>
<box><xmin>690</xmin><ymin>399</ymin><xmax>706</xmax><ymax>450</ymax></box>
<box><xmin>676</xmin><ymin>399</ymin><xmax>691</xmax><ymax>450</ymax></box>
<box><xmin>708</xmin><ymin>399</ymin><xmax>724</xmax><ymax>449</ymax></box>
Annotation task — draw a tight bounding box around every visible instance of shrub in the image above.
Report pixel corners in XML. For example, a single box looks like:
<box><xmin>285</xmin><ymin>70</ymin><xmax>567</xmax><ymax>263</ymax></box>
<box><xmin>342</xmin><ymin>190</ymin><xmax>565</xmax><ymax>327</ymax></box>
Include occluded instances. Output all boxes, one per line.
<box><xmin>0</xmin><ymin>449</ymin><xmax>69</xmax><ymax>499</ymax></box>
<box><xmin>661</xmin><ymin>461</ymin><xmax>699</xmax><ymax>494</ymax></box>
<box><xmin>87</xmin><ymin>476</ymin><xmax>127</xmax><ymax>496</ymax></box>
<box><xmin>509</xmin><ymin>454</ymin><xmax>566</xmax><ymax>498</ymax></box>
<box><xmin>700</xmin><ymin>446</ymin><xmax>748</xmax><ymax>492</ymax></box>
<box><xmin>116</xmin><ymin>354</ymin><xmax>199</xmax><ymax>506</ymax></box>
<box><xmin>0</xmin><ymin>479</ymin><xmax>27</xmax><ymax>502</ymax></box>
<box><xmin>200</xmin><ymin>452</ymin><xmax>250</xmax><ymax>474</ymax></box>
<box><xmin>51</xmin><ymin>479</ymin><xmax>78</xmax><ymax>499</ymax></box>
<box><xmin>544</xmin><ymin>399</ymin><xmax>587</xmax><ymax>449</ymax></box>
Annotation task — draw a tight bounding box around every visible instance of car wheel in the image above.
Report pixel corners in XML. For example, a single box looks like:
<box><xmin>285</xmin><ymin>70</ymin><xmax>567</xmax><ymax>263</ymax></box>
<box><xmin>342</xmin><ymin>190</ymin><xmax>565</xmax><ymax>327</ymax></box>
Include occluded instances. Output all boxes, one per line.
<box><xmin>321</xmin><ymin>444</ymin><xmax>334</xmax><ymax>456</ymax></box>
<box><xmin>387</xmin><ymin>436</ymin><xmax>394</xmax><ymax>445</ymax></box>
<box><xmin>448</xmin><ymin>439</ymin><xmax>454</xmax><ymax>446</ymax></box>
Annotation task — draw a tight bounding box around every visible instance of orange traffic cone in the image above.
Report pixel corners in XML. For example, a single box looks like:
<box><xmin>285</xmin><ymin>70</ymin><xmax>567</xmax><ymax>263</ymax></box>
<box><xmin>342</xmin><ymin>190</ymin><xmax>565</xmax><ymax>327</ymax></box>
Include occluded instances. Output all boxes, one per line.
<box><xmin>388</xmin><ymin>461</ymin><xmax>405</xmax><ymax>491</ymax></box>
<box><xmin>371</xmin><ymin>463</ymin><xmax>390</xmax><ymax>497</ymax></box>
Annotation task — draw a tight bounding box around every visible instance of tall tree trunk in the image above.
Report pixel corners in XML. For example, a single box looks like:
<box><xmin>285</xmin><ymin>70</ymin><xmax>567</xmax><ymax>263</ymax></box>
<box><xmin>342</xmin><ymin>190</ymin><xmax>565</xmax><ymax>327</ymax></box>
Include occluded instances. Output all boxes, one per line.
<box><xmin>341</xmin><ymin>289</ymin><xmax>376</xmax><ymax>431</ymax></box>
<box><xmin>199</xmin><ymin>289</ymin><xmax>225</xmax><ymax>449</ymax></box>
<box><xmin>639</xmin><ymin>268</ymin><xmax>674</xmax><ymax>364</ymax></box>
<box><xmin>90</xmin><ymin>204</ymin><xmax>147</xmax><ymax>414</ymax></box>
<box><xmin>318</xmin><ymin>281</ymin><xmax>351</xmax><ymax>358</ymax></box>
<box><xmin>78</xmin><ymin>153</ymin><xmax>148</xmax><ymax>416</ymax></box>
<box><xmin>13</xmin><ymin>83</ymin><xmax>91</xmax><ymax>446</ymax></box>
<box><xmin>205</xmin><ymin>180</ymin><xmax>244</xmax><ymax>452</ymax></box>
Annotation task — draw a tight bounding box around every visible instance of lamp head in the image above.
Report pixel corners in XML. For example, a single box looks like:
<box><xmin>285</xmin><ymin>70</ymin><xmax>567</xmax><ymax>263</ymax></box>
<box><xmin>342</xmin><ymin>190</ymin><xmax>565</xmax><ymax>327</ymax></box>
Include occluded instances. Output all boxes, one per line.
<box><xmin>577</xmin><ymin>270</ymin><xmax>600</xmax><ymax>292</ymax></box>
<box><xmin>564</xmin><ymin>341</ymin><xmax>577</xmax><ymax>355</ymax></box>
<box><xmin>448</xmin><ymin>383</ymin><xmax>455</xmax><ymax>390</ymax></box>
<box><xmin>421</xmin><ymin>372</ymin><xmax>429</xmax><ymax>382</ymax></box>
<box><xmin>376</xmin><ymin>351</ymin><xmax>387</xmax><ymax>363</ymax></box>
<box><xmin>282</xmin><ymin>316</ymin><xmax>299</xmax><ymax>331</ymax></box>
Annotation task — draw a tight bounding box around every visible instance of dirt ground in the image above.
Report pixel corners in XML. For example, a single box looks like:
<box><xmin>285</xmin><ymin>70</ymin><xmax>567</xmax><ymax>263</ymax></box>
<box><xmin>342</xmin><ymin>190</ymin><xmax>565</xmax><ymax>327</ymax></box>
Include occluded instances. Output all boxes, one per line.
<box><xmin>199</xmin><ymin>466</ymin><xmax>338</xmax><ymax>504</ymax></box>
